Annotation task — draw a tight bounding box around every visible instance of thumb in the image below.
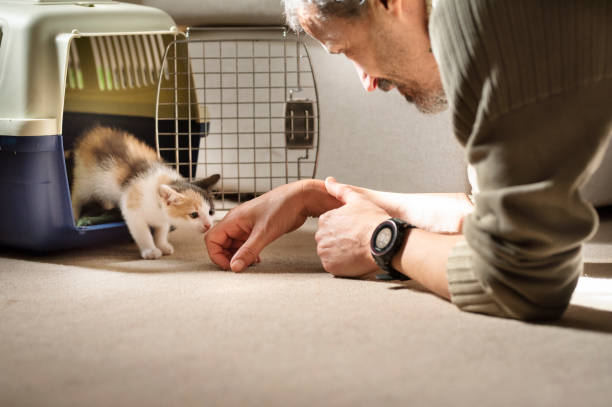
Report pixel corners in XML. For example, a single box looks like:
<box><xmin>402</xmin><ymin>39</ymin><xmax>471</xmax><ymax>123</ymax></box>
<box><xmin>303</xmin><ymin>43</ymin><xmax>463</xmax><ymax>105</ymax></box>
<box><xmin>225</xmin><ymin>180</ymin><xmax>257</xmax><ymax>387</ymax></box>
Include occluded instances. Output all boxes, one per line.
<box><xmin>230</xmin><ymin>232</ymin><xmax>267</xmax><ymax>272</ymax></box>
<box><xmin>325</xmin><ymin>176</ymin><xmax>353</xmax><ymax>204</ymax></box>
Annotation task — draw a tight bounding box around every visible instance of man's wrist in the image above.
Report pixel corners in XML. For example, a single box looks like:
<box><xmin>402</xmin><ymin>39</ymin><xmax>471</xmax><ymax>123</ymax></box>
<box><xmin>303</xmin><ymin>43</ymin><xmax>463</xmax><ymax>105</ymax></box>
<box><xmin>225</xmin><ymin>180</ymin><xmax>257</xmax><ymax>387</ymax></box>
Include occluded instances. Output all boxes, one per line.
<box><xmin>391</xmin><ymin>232</ymin><xmax>410</xmax><ymax>279</ymax></box>
<box><xmin>371</xmin><ymin>218</ymin><xmax>413</xmax><ymax>280</ymax></box>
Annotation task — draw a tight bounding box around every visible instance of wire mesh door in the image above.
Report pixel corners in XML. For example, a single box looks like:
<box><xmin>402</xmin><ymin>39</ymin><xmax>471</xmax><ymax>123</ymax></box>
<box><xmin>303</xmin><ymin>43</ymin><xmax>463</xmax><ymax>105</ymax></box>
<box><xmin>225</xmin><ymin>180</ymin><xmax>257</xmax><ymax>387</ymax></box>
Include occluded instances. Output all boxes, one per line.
<box><xmin>155</xmin><ymin>27</ymin><xmax>320</xmax><ymax>210</ymax></box>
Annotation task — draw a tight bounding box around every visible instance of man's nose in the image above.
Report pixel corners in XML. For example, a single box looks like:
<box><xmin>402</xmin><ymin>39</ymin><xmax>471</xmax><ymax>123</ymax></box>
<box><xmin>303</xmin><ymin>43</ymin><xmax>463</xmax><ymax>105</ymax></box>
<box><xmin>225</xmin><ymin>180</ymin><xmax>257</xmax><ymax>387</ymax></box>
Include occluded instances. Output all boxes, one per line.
<box><xmin>361</xmin><ymin>73</ymin><xmax>377</xmax><ymax>92</ymax></box>
<box><xmin>352</xmin><ymin>62</ymin><xmax>377</xmax><ymax>92</ymax></box>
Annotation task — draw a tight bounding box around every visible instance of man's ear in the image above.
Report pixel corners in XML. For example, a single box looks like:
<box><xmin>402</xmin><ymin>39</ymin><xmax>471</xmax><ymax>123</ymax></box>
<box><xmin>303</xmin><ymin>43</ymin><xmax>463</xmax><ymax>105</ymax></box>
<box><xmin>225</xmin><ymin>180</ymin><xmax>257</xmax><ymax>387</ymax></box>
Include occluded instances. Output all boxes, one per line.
<box><xmin>374</xmin><ymin>0</ymin><xmax>404</xmax><ymax>16</ymax></box>
<box><xmin>192</xmin><ymin>174</ymin><xmax>220</xmax><ymax>191</ymax></box>
<box><xmin>374</xmin><ymin>0</ymin><xmax>421</xmax><ymax>23</ymax></box>
<box><xmin>159</xmin><ymin>185</ymin><xmax>184</xmax><ymax>206</ymax></box>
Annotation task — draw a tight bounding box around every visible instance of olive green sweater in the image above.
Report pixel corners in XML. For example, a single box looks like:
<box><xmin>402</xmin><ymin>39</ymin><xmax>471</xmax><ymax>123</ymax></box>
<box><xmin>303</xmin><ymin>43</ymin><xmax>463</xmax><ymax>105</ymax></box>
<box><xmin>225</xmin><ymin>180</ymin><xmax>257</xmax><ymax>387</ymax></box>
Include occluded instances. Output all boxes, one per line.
<box><xmin>430</xmin><ymin>0</ymin><xmax>612</xmax><ymax>319</ymax></box>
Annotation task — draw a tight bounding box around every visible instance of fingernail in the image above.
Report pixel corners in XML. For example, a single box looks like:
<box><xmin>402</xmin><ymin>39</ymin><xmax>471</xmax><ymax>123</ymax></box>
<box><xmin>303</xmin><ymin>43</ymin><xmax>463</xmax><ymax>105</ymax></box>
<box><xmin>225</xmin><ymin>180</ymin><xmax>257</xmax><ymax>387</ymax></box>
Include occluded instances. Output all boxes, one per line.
<box><xmin>231</xmin><ymin>259</ymin><xmax>245</xmax><ymax>272</ymax></box>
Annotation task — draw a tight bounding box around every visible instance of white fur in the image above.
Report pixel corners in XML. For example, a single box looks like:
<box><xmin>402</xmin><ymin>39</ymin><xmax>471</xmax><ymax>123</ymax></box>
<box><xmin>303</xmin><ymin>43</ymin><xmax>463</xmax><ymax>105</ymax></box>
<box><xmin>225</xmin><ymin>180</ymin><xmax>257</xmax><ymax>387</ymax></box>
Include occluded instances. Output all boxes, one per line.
<box><xmin>73</xmin><ymin>163</ymin><xmax>214</xmax><ymax>260</ymax></box>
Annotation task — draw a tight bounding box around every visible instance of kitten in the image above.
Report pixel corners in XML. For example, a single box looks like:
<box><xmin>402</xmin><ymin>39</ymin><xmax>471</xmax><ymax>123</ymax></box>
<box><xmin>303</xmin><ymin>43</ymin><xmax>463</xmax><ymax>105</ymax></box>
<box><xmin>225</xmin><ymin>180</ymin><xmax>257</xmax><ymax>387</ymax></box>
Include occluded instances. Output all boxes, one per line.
<box><xmin>71</xmin><ymin>125</ymin><xmax>220</xmax><ymax>259</ymax></box>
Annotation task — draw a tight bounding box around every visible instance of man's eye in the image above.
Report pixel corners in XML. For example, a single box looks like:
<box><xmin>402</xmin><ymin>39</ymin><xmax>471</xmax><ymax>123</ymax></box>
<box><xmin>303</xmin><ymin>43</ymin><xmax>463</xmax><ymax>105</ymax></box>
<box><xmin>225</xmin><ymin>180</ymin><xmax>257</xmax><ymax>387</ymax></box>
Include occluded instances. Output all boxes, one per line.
<box><xmin>209</xmin><ymin>209</ymin><xmax>214</xmax><ymax>216</ymax></box>
<box><xmin>189</xmin><ymin>212</ymin><xmax>199</xmax><ymax>219</ymax></box>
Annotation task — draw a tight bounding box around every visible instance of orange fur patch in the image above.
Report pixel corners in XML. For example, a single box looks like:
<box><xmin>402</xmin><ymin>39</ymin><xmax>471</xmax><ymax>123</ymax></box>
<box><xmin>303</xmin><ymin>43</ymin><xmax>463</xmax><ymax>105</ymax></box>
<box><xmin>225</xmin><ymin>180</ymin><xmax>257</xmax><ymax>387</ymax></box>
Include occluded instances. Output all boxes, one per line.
<box><xmin>166</xmin><ymin>189</ymin><xmax>202</xmax><ymax>219</ymax></box>
<box><xmin>77</xmin><ymin>126</ymin><xmax>157</xmax><ymax>160</ymax></box>
<box><xmin>124</xmin><ymin>133</ymin><xmax>158</xmax><ymax>162</ymax></box>
<box><xmin>75</xmin><ymin>126</ymin><xmax>160</xmax><ymax>185</ymax></box>
<box><xmin>113</xmin><ymin>164</ymin><xmax>131</xmax><ymax>189</ymax></box>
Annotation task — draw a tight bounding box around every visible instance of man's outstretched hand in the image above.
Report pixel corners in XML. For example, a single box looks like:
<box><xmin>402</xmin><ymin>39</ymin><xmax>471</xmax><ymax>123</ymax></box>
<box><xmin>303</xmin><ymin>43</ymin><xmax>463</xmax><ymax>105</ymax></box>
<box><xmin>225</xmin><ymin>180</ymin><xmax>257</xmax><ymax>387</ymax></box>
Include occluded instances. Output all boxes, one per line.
<box><xmin>315</xmin><ymin>177</ymin><xmax>391</xmax><ymax>278</ymax></box>
<box><xmin>205</xmin><ymin>180</ymin><xmax>342</xmax><ymax>272</ymax></box>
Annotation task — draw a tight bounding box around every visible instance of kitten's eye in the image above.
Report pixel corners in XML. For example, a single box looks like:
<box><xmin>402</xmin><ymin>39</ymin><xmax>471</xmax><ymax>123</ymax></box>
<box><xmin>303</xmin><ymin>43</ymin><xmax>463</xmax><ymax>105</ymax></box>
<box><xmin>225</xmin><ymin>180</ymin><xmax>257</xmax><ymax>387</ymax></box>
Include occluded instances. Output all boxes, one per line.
<box><xmin>209</xmin><ymin>209</ymin><xmax>214</xmax><ymax>216</ymax></box>
<box><xmin>189</xmin><ymin>212</ymin><xmax>199</xmax><ymax>219</ymax></box>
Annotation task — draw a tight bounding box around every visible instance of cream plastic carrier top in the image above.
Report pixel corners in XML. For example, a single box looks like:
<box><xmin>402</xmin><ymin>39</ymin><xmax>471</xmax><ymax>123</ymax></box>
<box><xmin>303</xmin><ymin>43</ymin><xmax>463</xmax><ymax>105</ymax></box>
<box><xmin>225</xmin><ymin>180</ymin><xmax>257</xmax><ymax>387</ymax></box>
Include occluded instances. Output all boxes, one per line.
<box><xmin>0</xmin><ymin>0</ymin><xmax>178</xmax><ymax>137</ymax></box>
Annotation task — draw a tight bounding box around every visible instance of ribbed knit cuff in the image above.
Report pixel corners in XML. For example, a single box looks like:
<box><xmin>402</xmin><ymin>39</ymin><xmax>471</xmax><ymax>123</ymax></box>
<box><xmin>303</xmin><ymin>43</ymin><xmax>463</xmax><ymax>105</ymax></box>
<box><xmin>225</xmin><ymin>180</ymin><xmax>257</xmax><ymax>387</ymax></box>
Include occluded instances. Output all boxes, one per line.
<box><xmin>446</xmin><ymin>240</ymin><xmax>511</xmax><ymax>318</ymax></box>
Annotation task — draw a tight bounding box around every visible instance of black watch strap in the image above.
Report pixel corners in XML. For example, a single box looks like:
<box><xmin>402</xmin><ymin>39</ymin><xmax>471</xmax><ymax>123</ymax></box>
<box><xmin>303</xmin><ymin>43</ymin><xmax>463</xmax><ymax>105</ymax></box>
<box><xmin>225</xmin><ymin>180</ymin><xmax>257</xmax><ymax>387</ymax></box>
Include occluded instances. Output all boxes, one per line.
<box><xmin>371</xmin><ymin>218</ymin><xmax>414</xmax><ymax>281</ymax></box>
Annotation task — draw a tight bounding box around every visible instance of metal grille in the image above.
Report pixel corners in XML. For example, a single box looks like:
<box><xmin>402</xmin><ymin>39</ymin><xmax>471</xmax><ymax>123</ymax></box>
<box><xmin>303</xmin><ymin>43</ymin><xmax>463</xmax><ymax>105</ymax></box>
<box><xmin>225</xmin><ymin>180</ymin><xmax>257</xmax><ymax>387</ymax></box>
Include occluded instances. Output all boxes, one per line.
<box><xmin>155</xmin><ymin>27</ymin><xmax>320</xmax><ymax>210</ymax></box>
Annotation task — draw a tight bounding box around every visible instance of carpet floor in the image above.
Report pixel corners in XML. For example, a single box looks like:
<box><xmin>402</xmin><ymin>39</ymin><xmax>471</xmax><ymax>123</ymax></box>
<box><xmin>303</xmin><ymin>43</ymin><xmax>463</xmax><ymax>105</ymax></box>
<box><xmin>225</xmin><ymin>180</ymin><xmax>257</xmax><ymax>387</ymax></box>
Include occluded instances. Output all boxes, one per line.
<box><xmin>1</xmin><ymin>218</ymin><xmax>611</xmax><ymax>407</ymax></box>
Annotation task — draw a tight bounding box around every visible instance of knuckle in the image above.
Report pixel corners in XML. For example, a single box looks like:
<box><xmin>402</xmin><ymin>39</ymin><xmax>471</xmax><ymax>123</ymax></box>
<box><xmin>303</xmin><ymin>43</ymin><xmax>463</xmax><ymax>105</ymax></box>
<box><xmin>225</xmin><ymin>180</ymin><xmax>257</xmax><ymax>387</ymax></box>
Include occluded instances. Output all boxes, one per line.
<box><xmin>321</xmin><ymin>261</ymin><xmax>338</xmax><ymax>276</ymax></box>
<box><xmin>318</xmin><ymin>212</ymin><xmax>328</xmax><ymax>223</ymax></box>
<box><xmin>317</xmin><ymin>249</ymin><xmax>338</xmax><ymax>275</ymax></box>
<box><xmin>319</xmin><ymin>209</ymin><xmax>337</xmax><ymax>224</ymax></box>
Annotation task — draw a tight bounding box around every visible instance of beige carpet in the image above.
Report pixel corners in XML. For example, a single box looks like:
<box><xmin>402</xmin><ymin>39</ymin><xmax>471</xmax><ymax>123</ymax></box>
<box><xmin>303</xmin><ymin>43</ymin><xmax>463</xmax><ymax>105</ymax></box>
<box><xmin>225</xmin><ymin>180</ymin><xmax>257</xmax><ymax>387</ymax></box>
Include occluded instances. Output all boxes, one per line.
<box><xmin>1</xmin><ymin>218</ymin><xmax>612</xmax><ymax>407</ymax></box>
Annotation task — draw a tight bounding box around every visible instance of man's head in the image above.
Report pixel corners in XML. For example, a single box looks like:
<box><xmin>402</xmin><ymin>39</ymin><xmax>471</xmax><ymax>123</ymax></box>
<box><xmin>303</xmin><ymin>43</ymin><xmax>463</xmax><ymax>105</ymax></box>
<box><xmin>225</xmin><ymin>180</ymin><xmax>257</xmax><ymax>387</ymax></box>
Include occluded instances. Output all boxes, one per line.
<box><xmin>283</xmin><ymin>0</ymin><xmax>447</xmax><ymax>114</ymax></box>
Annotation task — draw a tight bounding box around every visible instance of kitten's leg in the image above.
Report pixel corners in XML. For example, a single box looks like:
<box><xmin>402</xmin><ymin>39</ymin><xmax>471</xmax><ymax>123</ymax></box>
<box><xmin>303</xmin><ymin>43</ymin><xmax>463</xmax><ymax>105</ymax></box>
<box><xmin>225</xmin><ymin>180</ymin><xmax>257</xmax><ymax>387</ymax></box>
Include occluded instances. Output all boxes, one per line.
<box><xmin>154</xmin><ymin>224</ymin><xmax>174</xmax><ymax>255</ymax></box>
<box><xmin>71</xmin><ymin>189</ymin><xmax>85</xmax><ymax>221</ymax></box>
<box><xmin>121</xmin><ymin>206</ymin><xmax>162</xmax><ymax>259</ymax></box>
<box><xmin>71</xmin><ymin>160</ymin><xmax>87</xmax><ymax>221</ymax></box>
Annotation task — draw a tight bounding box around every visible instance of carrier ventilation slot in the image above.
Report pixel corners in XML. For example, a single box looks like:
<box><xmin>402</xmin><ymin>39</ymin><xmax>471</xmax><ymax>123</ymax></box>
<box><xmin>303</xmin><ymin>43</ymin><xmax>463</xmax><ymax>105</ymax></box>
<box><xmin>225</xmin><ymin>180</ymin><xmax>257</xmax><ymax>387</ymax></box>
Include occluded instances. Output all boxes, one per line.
<box><xmin>67</xmin><ymin>34</ymin><xmax>169</xmax><ymax>91</ymax></box>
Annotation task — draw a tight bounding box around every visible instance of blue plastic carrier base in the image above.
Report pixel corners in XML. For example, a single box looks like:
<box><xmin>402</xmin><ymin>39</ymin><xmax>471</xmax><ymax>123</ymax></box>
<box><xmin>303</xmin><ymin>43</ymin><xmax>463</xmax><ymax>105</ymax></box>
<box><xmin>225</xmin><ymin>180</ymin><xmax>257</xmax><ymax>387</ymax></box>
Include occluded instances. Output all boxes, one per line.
<box><xmin>0</xmin><ymin>134</ymin><xmax>131</xmax><ymax>252</ymax></box>
<box><xmin>0</xmin><ymin>115</ymin><xmax>206</xmax><ymax>253</ymax></box>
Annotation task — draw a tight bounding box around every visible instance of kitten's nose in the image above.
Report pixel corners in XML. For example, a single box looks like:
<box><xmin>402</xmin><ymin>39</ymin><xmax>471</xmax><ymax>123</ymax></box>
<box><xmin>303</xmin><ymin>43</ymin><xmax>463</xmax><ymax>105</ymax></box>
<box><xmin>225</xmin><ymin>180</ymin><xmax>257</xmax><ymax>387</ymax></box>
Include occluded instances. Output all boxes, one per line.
<box><xmin>200</xmin><ymin>221</ymin><xmax>211</xmax><ymax>233</ymax></box>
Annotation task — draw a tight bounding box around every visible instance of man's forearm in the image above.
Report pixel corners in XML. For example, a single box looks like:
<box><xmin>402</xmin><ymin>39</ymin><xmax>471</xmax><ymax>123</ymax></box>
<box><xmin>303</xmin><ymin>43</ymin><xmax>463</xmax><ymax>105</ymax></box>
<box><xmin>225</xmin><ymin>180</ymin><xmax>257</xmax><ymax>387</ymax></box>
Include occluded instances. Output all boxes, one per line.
<box><xmin>357</xmin><ymin>189</ymin><xmax>474</xmax><ymax>234</ymax></box>
<box><xmin>391</xmin><ymin>229</ymin><xmax>464</xmax><ymax>299</ymax></box>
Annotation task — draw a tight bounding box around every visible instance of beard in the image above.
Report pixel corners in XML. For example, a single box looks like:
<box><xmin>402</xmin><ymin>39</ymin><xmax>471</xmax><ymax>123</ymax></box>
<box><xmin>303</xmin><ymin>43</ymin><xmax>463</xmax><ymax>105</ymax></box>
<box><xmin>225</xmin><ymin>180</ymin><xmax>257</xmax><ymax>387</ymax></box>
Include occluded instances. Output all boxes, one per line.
<box><xmin>378</xmin><ymin>78</ymin><xmax>448</xmax><ymax>114</ymax></box>
<box><xmin>398</xmin><ymin>83</ymin><xmax>448</xmax><ymax>114</ymax></box>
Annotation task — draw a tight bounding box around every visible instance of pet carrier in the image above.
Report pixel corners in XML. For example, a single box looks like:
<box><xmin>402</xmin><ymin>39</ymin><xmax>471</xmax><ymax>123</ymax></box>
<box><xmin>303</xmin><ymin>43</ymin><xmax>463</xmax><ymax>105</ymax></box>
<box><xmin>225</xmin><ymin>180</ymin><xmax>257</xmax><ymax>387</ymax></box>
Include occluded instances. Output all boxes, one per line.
<box><xmin>0</xmin><ymin>1</ymin><xmax>320</xmax><ymax>252</ymax></box>
<box><xmin>0</xmin><ymin>0</ymin><xmax>184</xmax><ymax>251</ymax></box>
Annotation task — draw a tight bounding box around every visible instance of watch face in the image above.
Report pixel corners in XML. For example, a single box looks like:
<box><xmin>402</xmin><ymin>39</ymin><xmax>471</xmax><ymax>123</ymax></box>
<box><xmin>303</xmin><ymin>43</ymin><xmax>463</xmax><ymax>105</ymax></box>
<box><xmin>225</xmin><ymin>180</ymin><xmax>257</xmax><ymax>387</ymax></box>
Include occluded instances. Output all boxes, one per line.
<box><xmin>375</xmin><ymin>226</ymin><xmax>393</xmax><ymax>251</ymax></box>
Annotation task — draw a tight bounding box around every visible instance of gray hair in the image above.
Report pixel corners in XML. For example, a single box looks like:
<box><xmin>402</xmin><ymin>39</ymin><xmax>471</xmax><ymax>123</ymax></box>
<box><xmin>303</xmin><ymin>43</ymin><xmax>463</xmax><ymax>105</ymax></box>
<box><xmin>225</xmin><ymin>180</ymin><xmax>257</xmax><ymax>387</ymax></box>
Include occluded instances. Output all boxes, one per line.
<box><xmin>282</xmin><ymin>0</ymin><xmax>368</xmax><ymax>31</ymax></box>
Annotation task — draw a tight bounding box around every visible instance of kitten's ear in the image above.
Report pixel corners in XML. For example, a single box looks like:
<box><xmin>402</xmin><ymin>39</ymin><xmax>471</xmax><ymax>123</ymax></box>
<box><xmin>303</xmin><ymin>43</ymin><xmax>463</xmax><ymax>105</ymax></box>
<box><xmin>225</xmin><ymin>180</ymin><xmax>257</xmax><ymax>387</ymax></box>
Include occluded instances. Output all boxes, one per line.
<box><xmin>192</xmin><ymin>174</ymin><xmax>220</xmax><ymax>191</ymax></box>
<box><xmin>159</xmin><ymin>185</ymin><xmax>184</xmax><ymax>206</ymax></box>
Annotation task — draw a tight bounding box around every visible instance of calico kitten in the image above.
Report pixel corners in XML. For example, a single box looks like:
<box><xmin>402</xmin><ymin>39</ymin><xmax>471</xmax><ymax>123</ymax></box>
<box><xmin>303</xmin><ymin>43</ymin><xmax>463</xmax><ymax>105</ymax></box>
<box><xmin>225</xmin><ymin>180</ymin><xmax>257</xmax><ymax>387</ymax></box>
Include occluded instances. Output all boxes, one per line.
<box><xmin>71</xmin><ymin>125</ymin><xmax>220</xmax><ymax>259</ymax></box>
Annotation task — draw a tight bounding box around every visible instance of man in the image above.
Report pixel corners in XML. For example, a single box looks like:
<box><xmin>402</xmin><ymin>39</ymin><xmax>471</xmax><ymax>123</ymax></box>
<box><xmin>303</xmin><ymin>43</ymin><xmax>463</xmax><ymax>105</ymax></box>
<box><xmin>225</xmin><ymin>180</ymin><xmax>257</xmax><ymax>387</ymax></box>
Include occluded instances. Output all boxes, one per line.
<box><xmin>205</xmin><ymin>0</ymin><xmax>612</xmax><ymax>320</ymax></box>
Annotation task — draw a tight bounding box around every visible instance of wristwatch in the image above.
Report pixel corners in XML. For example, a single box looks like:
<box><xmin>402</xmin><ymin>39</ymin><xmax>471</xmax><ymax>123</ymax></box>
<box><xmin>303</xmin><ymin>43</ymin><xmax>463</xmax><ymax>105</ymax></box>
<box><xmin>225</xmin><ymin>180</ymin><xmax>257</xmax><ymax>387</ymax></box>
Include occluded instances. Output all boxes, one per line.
<box><xmin>370</xmin><ymin>218</ymin><xmax>414</xmax><ymax>281</ymax></box>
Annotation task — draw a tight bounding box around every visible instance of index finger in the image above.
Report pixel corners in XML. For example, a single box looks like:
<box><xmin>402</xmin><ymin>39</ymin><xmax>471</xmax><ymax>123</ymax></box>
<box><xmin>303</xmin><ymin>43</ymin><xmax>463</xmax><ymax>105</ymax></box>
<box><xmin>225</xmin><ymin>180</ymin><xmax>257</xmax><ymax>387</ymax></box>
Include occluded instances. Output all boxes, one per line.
<box><xmin>205</xmin><ymin>221</ymin><xmax>251</xmax><ymax>269</ymax></box>
<box><xmin>206</xmin><ymin>241</ymin><xmax>232</xmax><ymax>270</ymax></box>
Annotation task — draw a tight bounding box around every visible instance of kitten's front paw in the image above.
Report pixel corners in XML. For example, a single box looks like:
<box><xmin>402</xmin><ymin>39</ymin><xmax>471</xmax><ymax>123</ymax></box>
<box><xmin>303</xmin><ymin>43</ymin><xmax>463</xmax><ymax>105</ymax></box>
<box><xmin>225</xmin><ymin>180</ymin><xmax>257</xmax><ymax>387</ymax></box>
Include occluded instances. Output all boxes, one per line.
<box><xmin>158</xmin><ymin>242</ymin><xmax>174</xmax><ymax>255</ymax></box>
<box><xmin>141</xmin><ymin>248</ymin><xmax>162</xmax><ymax>260</ymax></box>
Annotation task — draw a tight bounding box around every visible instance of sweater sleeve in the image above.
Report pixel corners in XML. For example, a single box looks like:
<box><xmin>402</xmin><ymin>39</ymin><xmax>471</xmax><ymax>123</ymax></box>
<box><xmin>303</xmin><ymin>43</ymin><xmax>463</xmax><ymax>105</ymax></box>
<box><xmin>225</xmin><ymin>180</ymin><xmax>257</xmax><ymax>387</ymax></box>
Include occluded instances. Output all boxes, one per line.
<box><xmin>430</xmin><ymin>0</ymin><xmax>612</xmax><ymax>320</ymax></box>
